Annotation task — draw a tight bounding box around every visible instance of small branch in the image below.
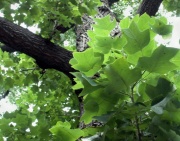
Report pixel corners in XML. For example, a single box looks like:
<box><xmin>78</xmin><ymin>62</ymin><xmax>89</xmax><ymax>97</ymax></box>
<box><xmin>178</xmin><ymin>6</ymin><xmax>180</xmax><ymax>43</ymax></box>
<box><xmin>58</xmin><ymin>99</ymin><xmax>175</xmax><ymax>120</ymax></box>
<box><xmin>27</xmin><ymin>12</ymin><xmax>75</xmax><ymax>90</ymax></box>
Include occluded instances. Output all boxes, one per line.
<box><xmin>20</xmin><ymin>68</ymin><xmax>38</xmax><ymax>72</ymax></box>
<box><xmin>56</xmin><ymin>24</ymin><xmax>75</xmax><ymax>33</ymax></box>
<box><xmin>130</xmin><ymin>84</ymin><xmax>142</xmax><ymax>141</ymax></box>
<box><xmin>134</xmin><ymin>113</ymin><xmax>142</xmax><ymax>141</ymax></box>
<box><xmin>108</xmin><ymin>0</ymin><xmax>119</xmax><ymax>7</ymax></box>
<box><xmin>72</xmin><ymin>84</ymin><xmax>85</xmax><ymax>129</ymax></box>
<box><xmin>130</xmin><ymin>70</ymin><xmax>147</xmax><ymax>140</ymax></box>
<box><xmin>1</xmin><ymin>90</ymin><xmax>10</xmax><ymax>100</ymax></box>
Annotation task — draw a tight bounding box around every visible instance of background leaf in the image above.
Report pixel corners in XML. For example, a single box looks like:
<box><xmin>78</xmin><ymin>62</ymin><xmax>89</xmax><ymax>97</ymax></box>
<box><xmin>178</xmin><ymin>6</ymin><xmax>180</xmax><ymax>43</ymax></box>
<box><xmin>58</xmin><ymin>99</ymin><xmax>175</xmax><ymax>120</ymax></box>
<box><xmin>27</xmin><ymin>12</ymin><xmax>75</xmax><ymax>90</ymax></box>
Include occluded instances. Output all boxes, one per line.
<box><xmin>137</xmin><ymin>45</ymin><xmax>179</xmax><ymax>73</ymax></box>
<box><xmin>50</xmin><ymin>121</ymin><xmax>84</xmax><ymax>141</ymax></box>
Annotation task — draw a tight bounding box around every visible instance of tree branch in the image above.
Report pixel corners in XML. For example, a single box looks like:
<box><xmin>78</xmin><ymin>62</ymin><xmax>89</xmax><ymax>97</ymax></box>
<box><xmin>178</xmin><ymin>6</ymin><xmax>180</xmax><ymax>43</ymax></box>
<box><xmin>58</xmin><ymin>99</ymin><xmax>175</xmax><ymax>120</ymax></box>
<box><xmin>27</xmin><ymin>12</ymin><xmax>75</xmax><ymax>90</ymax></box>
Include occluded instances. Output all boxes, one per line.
<box><xmin>0</xmin><ymin>90</ymin><xmax>10</xmax><ymax>100</ymax></box>
<box><xmin>56</xmin><ymin>24</ymin><xmax>75</xmax><ymax>33</ymax></box>
<box><xmin>108</xmin><ymin>0</ymin><xmax>119</xmax><ymax>7</ymax></box>
<box><xmin>137</xmin><ymin>0</ymin><xmax>163</xmax><ymax>16</ymax></box>
<box><xmin>0</xmin><ymin>45</ymin><xmax>17</xmax><ymax>53</ymax></box>
<box><xmin>0</xmin><ymin>17</ymin><xmax>75</xmax><ymax>80</ymax></box>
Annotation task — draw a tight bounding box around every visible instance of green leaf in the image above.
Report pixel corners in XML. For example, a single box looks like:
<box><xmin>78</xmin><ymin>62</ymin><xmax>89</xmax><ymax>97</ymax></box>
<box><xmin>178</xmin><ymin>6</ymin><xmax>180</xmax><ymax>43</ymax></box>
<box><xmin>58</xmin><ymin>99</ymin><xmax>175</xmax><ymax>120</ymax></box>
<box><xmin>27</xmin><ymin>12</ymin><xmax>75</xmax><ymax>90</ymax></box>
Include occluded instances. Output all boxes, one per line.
<box><xmin>49</xmin><ymin>121</ymin><xmax>84</xmax><ymax>141</ymax></box>
<box><xmin>4</xmin><ymin>77</ymin><xmax>14</xmax><ymax>89</ymax></box>
<box><xmin>72</xmin><ymin>72</ymin><xmax>102</xmax><ymax>96</ymax></box>
<box><xmin>120</xmin><ymin>17</ymin><xmax>131</xmax><ymax>29</ymax></box>
<box><xmin>4</xmin><ymin>59</ymin><xmax>14</xmax><ymax>67</ymax></box>
<box><xmin>127</xmin><ymin>40</ymin><xmax>157</xmax><ymax>65</ymax></box>
<box><xmin>12</xmin><ymin>114</ymin><xmax>29</xmax><ymax>127</ymax></box>
<box><xmin>79</xmin><ymin>4</ymin><xmax>90</xmax><ymax>14</ymax></box>
<box><xmin>85</xmin><ymin>100</ymin><xmax>99</xmax><ymax>113</ymax></box>
<box><xmin>104</xmin><ymin>58</ymin><xmax>142</xmax><ymax>92</ymax></box>
<box><xmin>137</xmin><ymin>45</ymin><xmax>179</xmax><ymax>73</ymax></box>
<box><xmin>158</xmin><ymin>127</ymin><xmax>180</xmax><ymax>141</ymax></box>
<box><xmin>93</xmin><ymin>15</ymin><xmax>116</xmax><ymax>36</ymax></box>
<box><xmin>0</xmin><ymin>118</ymin><xmax>14</xmax><ymax>136</ymax></box>
<box><xmin>169</xmin><ymin>50</ymin><xmax>180</xmax><ymax>68</ymax></box>
<box><xmin>81</xmin><ymin>59</ymin><xmax>142</xmax><ymax>123</ymax></box>
<box><xmin>94</xmin><ymin>112</ymin><xmax>114</xmax><ymax>123</ymax></box>
<box><xmin>92</xmin><ymin>36</ymin><xmax>123</xmax><ymax>54</ymax></box>
<box><xmin>162</xmin><ymin>110</ymin><xmax>180</xmax><ymax>123</ymax></box>
<box><xmin>87</xmin><ymin>15</ymin><xmax>120</xmax><ymax>54</ymax></box>
<box><xmin>150</xmin><ymin>19</ymin><xmax>173</xmax><ymax>35</ymax></box>
<box><xmin>136</xmin><ymin>13</ymin><xmax>154</xmax><ymax>31</ymax></box>
<box><xmin>70</xmin><ymin>48</ymin><xmax>104</xmax><ymax>76</ymax></box>
<box><xmin>122</xmin><ymin>21</ymin><xmax>150</xmax><ymax>54</ymax></box>
<box><xmin>81</xmin><ymin>88</ymin><xmax>119</xmax><ymax>124</ymax></box>
<box><xmin>151</xmin><ymin>106</ymin><xmax>164</xmax><ymax>115</ymax></box>
<box><xmin>167</xmin><ymin>130</ymin><xmax>180</xmax><ymax>141</ymax></box>
<box><xmin>151</xmin><ymin>95</ymin><xmax>171</xmax><ymax>114</ymax></box>
<box><xmin>83</xmin><ymin>127</ymin><xmax>103</xmax><ymax>137</ymax></box>
<box><xmin>145</xmin><ymin>77</ymin><xmax>173</xmax><ymax>100</ymax></box>
<box><xmin>70</xmin><ymin>0</ymin><xmax>77</xmax><ymax>5</ymax></box>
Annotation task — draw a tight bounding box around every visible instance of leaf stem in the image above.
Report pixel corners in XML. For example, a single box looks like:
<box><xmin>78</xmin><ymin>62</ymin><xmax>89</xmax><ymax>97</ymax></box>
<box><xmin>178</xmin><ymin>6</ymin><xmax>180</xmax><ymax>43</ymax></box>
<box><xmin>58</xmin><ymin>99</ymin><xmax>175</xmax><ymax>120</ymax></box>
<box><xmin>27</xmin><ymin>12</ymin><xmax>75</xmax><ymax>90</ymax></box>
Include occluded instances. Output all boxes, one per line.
<box><xmin>130</xmin><ymin>84</ymin><xmax>142</xmax><ymax>141</ymax></box>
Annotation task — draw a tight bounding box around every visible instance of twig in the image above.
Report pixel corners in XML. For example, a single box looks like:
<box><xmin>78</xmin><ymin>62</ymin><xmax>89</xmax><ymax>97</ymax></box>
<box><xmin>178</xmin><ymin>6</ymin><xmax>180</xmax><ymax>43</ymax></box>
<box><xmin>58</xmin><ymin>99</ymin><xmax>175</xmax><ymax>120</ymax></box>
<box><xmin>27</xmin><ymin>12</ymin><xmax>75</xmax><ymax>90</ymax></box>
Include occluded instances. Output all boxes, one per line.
<box><xmin>130</xmin><ymin>82</ymin><xmax>142</xmax><ymax>141</ymax></box>
<box><xmin>20</xmin><ymin>67</ymin><xmax>38</xmax><ymax>72</ymax></box>
<box><xmin>0</xmin><ymin>90</ymin><xmax>10</xmax><ymax>100</ymax></box>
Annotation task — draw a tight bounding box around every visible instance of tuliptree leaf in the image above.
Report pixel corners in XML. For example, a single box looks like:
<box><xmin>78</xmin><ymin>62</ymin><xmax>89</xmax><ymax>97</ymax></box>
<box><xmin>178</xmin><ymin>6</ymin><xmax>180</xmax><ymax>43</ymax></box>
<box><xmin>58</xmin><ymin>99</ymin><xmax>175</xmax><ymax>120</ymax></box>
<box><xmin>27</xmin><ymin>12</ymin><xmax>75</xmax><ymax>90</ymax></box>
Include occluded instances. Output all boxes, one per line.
<box><xmin>93</xmin><ymin>15</ymin><xmax>116</xmax><ymax>36</ymax></box>
<box><xmin>122</xmin><ymin>21</ymin><xmax>150</xmax><ymax>54</ymax></box>
<box><xmin>151</xmin><ymin>95</ymin><xmax>171</xmax><ymax>114</ymax></box>
<box><xmin>137</xmin><ymin>45</ymin><xmax>179</xmax><ymax>73</ymax></box>
<box><xmin>49</xmin><ymin>121</ymin><xmax>84</xmax><ymax>141</ymax></box>
<box><xmin>81</xmin><ymin>88</ymin><xmax>119</xmax><ymax>124</ymax></box>
<box><xmin>120</xmin><ymin>17</ymin><xmax>131</xmax><ymax>29</ymax></box>
<box><xmin>127</xmin><ymin>40</ymin><xmax>157</xmax><ymax>65</ymax></box>
<box><xmin>70</xmin><ymin>48</ymin><xmax>104</xmax><ymax>76</ymax></box>
<box><xmin>87</xmin><ymin>15</ymin><xmax>120</xmax><ymax>54</ymax></box>
<box><xmin>82</xmin><ymin>127</ymin><xmax>103</xmax><ymax>137</ymax></box>
<box><xmin>104</xmin><ymin>58</ymin><xmax>142</xmax><ymax>93</ymax></box>
<box><xmin>85</xmin><ymin>100</ymin><xmax>99</xmax><ymax>113</ymax></box>
<box><xmin>150</xmin><ymin>19</ymin><xmax>173</xmax><ymax>35</ymax></box>
<box><xmin>162</xmin><ymin>110</ymin><xmax>180</xmax><ymax>123</ymax></box>
<box><xmin>145</xmin><ymin>77</ymin><xmax>173</xmax><ymax>100</ymax></box>
<box><xmin>92</xmin><ymin>36</ymin><xmax>123</xmax><ymax>54</ymax></box>
<box><xmin>72</xmin><ymin>72</ymin><xmax>102</xmax><ymax>96</ymax></box>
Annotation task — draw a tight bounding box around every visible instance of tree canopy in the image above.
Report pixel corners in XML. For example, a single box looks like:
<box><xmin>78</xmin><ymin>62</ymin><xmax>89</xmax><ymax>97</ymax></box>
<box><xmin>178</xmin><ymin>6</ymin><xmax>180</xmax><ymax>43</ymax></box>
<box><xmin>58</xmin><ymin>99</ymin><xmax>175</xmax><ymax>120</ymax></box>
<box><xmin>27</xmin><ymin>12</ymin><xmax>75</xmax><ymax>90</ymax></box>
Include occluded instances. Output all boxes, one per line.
<box><xmin>0</xmin><ymin>0</ymin><xmax>180</xmax><ymax>140</ymax></box>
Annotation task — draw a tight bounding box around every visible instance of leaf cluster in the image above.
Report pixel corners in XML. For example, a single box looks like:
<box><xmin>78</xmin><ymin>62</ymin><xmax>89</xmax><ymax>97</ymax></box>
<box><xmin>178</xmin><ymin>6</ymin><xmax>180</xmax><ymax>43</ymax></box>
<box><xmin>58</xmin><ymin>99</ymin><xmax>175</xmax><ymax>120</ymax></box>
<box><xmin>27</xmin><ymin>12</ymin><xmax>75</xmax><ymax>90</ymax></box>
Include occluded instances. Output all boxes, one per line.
<box><xmin>163</xmin><ymin>0</ymin><xmax>180</xmax><ymax>16</ymax></box>
<box><xmin>0</xmin><ymin>50</ymin><xmax>78</xmax><ymax>140</ymax></box>
<box><xmin>69</xmin><ymin>14</ymin><xmax>180</xmax><ymax>140</ymax></box>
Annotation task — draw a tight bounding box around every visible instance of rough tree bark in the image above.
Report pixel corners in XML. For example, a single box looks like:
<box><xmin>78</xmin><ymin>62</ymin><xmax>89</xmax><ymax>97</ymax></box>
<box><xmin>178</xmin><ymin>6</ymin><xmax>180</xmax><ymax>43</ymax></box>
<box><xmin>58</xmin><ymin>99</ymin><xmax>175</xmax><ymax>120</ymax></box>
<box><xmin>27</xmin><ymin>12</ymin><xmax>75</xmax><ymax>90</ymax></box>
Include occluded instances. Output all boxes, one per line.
<box><xmin>75</xmin><ymin>0</ymin><xmax>118</xmax><ymax>129</ymax></box>
<box><xmin>0</xmin><ymin>17</ymin><xmax>74</xmax><ymax>80</ymax></box>
<box><xmin>76</xmin><ymin>0</ymin><xmax>116</xmax><ymax>51</ymax></box>
<box><xmin>137</xmin><ymin>0</ymin><xmax>163</xmax><ymax>16</ymax></box>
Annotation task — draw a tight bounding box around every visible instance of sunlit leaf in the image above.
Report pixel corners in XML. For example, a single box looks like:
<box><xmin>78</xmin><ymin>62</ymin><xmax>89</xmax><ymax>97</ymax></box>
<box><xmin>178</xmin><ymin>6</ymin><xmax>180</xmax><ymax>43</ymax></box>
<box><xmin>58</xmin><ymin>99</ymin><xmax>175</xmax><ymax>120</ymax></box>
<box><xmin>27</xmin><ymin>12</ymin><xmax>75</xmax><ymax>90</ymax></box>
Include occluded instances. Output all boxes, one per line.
<box><xmin>137</xmin><ymin>45</ymin><xmax>179</xmax><ymax>73</ymax></box>
<box><xmin>104</xmin><ymin>58</ymin><xmax>142</xmax><ymax>92</ymax></box>
<box><xmin>50</xmin><ymin>121</ymin><xmax>84</xmax><ymax>141</ymax></box>
<box><xmin>93</xmin><ymin>15</ymin><xmax>116</xmax><ymax>36</ymax></box>
<box><xmin>122</xmin><ymin>21</ymin><xmax>150</xmax><ymax>54</ymax></box>
<box><xmin>70</xmin><ymin>48</ymin><xmax>104</xmax><ymax>76</ymax></box>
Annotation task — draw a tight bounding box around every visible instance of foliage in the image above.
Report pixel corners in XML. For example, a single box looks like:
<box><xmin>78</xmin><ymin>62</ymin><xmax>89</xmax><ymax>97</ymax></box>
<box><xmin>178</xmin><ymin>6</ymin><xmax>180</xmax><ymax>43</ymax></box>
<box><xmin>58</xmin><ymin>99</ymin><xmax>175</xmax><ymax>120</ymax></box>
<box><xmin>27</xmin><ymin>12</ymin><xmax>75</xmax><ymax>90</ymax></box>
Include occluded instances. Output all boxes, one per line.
<box><xmin>0</xmin><ymin>50</ymin><xmax>78</xmax><ymax>140</ymax></box>
<box><xmin>0</xmin><ymin>0</ymin><xmax>180</xmax><ymax>141</ymax></box>
<box><xmin>111</xmin><ymin>0</ymin><xmax>140</xmax><ymax>19</ymax></box>
<box><xmin>0</xmin><ymin>0</ymin><xmax>101</xmax><ymax>44</ymax></box>
<box><xmin>69</xmin><ymin>13</ymin><xmax>180</xmax><ymax>140</ymax></box>
<box><xmin>163</xmin><ymin>0</ymin><xmax>180</xmax><ymax>16</ymax></box>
